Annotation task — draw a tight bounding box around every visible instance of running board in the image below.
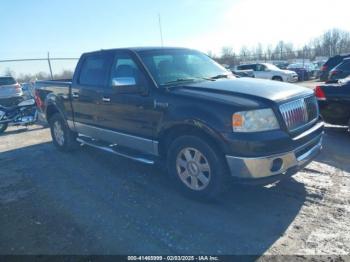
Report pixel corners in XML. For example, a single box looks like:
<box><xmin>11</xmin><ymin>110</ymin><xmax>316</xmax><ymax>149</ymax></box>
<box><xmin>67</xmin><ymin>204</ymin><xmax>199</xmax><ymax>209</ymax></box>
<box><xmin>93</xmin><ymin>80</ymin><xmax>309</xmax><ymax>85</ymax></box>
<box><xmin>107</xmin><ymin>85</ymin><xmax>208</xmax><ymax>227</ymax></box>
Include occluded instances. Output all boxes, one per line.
<box><xmin>76</xmin><ymin>137</ymin><xmax>155</xmax><ymax>165</ymax></box>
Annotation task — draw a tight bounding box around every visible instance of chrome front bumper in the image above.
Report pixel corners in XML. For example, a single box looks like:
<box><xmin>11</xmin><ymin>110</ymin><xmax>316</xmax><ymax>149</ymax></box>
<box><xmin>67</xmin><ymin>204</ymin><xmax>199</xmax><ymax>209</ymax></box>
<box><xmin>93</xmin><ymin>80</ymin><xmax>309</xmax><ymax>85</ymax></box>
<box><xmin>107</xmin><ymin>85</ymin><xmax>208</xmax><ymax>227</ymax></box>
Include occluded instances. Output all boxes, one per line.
<box><xmin>287</xmin><ymin>75</ymin><xmax>299</xmax><ymax>83</ymax></box>
<box><xmin>226</xmin><ymin>134</ymin><xmax>323</xmax><ymax>179</ymax></box>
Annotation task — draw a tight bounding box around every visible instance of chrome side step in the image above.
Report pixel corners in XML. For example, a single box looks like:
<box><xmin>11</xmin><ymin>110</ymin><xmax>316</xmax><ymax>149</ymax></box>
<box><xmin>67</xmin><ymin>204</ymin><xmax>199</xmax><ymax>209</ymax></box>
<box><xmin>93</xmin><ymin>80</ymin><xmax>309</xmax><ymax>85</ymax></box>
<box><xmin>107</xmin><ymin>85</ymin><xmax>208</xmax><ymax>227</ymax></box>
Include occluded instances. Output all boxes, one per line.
<box><xmin>76</xmin><ymin>137</ymin><xmax>155</xmax><ymax>165</ymax></box>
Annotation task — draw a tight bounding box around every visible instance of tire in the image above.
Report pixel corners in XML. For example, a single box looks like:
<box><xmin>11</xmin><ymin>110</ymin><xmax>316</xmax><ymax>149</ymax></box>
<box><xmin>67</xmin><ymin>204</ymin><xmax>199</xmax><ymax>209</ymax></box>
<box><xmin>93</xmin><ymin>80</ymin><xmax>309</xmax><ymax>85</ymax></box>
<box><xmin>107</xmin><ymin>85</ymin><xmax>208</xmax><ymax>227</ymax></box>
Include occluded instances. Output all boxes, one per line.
<box><xmin>272</xmin><ymin>76</ymin><xmax>283</xmax><ymax>82</ymax></box>
<box><xmin>49</xmin><ymin>113</ymin><xmax>78</xmax><ymax>152</ymax></box>
<box><xmin>167</xmin><ymin>135</ymin><xmax>229</xmax><ymax>200</ymax></box>
<box><xmin>0</xmin><ymin>123</ymin><xmax>8</xmax><ymax>134</ymax></box>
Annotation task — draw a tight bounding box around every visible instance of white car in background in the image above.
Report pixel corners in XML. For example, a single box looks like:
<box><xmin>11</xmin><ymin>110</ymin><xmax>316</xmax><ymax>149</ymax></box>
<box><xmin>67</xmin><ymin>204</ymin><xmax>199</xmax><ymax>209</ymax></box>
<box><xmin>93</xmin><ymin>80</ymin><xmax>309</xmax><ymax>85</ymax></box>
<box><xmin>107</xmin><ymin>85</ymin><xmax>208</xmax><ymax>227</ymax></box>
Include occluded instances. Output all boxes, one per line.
<box><xmin>0</xmin><ymin>76</ymin><xmax>23</xmax><ymax>107</ymax></box>
<box><xmin>236</xmin><ymin>63</ymin><xmax>298</xmax><ymax>82</ymax></box>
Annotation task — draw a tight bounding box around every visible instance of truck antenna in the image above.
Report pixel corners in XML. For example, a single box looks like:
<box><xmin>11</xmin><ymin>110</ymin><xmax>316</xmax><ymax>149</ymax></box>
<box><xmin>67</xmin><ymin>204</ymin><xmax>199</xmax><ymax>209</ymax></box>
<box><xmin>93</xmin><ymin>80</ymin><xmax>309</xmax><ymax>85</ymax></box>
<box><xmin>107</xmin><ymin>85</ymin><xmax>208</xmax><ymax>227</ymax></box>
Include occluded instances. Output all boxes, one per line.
<box><xmin>158</xmin><ymin>13</ymin><xmax>164</xmax><ymax>47</ymax></box>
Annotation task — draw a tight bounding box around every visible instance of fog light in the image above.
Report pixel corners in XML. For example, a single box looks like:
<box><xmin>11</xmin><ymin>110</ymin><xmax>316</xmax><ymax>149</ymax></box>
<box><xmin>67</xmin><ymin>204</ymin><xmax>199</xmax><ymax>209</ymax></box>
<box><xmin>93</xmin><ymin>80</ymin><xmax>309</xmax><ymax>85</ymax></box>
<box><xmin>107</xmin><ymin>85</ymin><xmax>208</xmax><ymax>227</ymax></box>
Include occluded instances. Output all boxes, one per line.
<box><xmin>271</xmin><ymin>158</ymin><xmax>283</xmax><ymax>172</ymax></box>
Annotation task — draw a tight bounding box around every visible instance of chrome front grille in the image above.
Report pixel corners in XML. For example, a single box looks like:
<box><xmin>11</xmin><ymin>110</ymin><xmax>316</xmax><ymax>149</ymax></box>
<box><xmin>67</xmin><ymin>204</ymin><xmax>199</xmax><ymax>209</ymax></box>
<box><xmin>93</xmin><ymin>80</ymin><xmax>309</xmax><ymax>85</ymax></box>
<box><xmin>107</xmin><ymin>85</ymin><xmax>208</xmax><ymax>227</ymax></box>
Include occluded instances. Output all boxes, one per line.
<box><xmin>279</xmin><ymin>96</ymin><xmax>319</xmax><ymax>131</ymax></box>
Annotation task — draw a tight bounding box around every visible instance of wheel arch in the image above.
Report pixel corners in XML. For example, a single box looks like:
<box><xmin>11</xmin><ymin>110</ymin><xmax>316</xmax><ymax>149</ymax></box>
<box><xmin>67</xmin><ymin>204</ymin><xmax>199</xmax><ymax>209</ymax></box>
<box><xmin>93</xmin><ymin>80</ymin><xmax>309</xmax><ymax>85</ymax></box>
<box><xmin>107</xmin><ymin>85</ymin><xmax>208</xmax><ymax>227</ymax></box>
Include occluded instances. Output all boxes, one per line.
<box><xmin>46</xmin><ymin>103</ymin><xmax>60</xmax><ymax>123</ymax></box>
<box><xmin>45</xmin><ymin>94</ymin><xmax>66</xmax><ymax>124</ymax></box>
<box><xmin>272</xmin><ymin>75</ymin><xmax>283</xmax><ymax>81</ymax></box>
<box><xmin>158</xmin><ymin>121</ymin><xmax>227</xmax><ymax>159</ymax></box>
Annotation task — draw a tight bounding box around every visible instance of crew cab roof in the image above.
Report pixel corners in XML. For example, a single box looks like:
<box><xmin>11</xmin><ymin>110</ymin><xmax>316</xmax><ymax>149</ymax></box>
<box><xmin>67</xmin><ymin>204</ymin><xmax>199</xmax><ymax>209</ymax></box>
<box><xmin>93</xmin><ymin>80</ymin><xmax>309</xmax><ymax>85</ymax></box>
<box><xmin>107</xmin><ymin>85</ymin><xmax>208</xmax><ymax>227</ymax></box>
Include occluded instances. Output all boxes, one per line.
<box><xmin>82</xmin><ymin>47</ymin><xmax>195</xmax><ymax>56</ymax></box>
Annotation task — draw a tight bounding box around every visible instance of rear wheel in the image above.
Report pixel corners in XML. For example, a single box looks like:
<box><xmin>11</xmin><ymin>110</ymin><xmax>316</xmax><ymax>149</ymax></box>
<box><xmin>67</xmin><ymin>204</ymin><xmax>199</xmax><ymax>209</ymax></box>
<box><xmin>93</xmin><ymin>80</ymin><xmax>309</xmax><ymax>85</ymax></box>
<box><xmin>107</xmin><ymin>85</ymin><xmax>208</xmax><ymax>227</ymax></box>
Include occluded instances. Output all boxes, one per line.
<box><xmin>167</xmin><ymin>135</ymin><xmax>228</xmax><ymax>199</ymax></box>
<box><xmin>0</xmin><ymin>123</ymin><xmax>8</xmax><ymax>134</ymax></box>
<box><xmin>49</xmin><ymin>113</ymin><xmax>78</xmax><ymax>152</ymax></box>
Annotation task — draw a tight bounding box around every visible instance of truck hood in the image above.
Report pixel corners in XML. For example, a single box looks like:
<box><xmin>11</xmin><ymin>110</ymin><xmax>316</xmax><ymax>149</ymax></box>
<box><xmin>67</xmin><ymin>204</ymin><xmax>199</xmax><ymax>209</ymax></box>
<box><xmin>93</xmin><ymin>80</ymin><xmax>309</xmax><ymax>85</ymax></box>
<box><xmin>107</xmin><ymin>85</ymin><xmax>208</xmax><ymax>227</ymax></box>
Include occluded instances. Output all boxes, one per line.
<box><xmin>175</xmin><ymin>77</ymin><xmax>312</xmax><ymax>103</ymax></box>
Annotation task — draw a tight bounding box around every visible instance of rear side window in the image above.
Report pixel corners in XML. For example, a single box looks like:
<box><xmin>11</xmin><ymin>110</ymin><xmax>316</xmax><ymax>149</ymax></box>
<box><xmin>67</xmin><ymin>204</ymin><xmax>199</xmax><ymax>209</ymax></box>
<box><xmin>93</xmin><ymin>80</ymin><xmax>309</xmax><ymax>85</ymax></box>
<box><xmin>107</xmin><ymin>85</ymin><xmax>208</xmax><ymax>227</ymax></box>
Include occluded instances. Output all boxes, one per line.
<box><xmin>79</xmin><ymin>53</ymin><xmax>112</xmax><ymax>86</ymax></box>
<box><xmin>326</xmin><ymin>55</ymin><xmax>350</xmax><ymax>69</ymax></box>
<box><xmin>0</xmin><ymin>77</ymin><xmax>16</xmax><ymax>86</ymax></box>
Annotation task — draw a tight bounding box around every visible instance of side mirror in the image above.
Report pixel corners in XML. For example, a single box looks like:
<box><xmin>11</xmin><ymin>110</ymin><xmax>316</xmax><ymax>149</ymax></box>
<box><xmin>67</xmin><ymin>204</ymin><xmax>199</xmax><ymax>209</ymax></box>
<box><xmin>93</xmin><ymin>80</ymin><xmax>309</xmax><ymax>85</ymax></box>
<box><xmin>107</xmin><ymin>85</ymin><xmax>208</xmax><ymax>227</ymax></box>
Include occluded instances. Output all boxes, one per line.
<box><xmin>112</xmin><ymin>77</ymin><xmax>136</xmax><ymax>87</ymax></box>
<box><xmin>111</xmin><ymin>77</ymin><xmax>147</xmax><ymax>95</ymax></box>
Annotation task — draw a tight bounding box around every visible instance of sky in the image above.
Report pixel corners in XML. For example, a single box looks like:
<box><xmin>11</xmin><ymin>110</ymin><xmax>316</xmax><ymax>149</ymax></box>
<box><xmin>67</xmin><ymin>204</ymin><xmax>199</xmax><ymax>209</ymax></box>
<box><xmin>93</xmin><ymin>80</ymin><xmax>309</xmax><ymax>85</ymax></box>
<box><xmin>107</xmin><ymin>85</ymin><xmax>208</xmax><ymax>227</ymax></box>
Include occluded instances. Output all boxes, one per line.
<box><xmin>1</xmin><ymin>0</ymin><xmax>350</xmax><ymax>75</ymax></box>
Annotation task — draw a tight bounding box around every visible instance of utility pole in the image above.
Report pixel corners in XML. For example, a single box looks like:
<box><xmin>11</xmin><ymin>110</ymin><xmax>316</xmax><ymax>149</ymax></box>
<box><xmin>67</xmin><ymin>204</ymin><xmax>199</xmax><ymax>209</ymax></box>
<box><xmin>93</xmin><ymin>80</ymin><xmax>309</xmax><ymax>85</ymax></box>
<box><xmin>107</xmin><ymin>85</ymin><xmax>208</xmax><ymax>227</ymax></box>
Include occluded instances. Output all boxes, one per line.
<box><xmin>47</xmin><ymin>52</ymin><xmax>53</xmax><ymax>80</ymax></box>
<box><xmin>158</xmin><ymin>14</ymin><xmax>164</xmax><ymax>47</ymax></box>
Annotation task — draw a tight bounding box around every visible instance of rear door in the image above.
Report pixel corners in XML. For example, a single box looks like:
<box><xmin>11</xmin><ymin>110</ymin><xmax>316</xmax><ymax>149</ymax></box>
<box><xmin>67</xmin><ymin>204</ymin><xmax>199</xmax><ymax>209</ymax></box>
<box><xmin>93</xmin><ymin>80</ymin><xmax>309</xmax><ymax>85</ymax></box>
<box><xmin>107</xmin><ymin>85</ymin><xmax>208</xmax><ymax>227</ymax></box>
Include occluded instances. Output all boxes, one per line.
<box><xmin>71</xmin><ymin>51</ymin><xmax>114</xmax><ymax>130</ymax></box>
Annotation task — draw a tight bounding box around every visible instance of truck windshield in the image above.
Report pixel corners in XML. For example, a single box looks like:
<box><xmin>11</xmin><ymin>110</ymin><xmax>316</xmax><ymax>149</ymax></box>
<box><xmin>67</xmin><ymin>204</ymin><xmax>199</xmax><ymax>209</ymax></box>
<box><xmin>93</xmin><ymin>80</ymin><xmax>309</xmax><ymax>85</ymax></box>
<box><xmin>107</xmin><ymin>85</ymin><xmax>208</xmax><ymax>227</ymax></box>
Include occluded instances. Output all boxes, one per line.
<box><xmin>137</xmin><ymin>49</ymin><xmax>232</xmax><ymax>86</ymax></box>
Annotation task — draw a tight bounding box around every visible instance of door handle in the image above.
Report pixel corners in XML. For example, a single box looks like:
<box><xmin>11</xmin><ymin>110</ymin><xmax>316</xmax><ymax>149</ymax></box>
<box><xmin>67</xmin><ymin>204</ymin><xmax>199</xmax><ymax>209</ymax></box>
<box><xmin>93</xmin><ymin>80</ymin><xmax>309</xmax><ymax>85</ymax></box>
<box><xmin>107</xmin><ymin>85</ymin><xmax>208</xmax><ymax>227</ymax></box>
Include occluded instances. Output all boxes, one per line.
<box><xmin>102</xmin><ymin>97</ymin><xmax>111</xmax><ymax>102</ymax></box>
<box><xmin>72</xmin><ymin>93</ymin><xmax>79</xmax><ymax>99</ymax></box>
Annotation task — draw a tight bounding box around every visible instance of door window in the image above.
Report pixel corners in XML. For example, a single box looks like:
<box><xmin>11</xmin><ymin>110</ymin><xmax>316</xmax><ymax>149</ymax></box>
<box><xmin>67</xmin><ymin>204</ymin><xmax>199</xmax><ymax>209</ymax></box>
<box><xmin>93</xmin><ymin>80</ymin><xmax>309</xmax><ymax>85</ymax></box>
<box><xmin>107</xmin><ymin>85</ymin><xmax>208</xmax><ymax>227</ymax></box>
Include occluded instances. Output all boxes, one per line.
<box><xmin>256</xmin><ymin>64</ymin><xmax>266</xmax><ymax>71</ymax></box>
<box><xmin>79</xmin><ymin>53</ymin><xmax>112</xmax><ymax>86</ymax></box>
<box><xmin>110</xmin><ymin>54</ymin><xmax>145</xmax><ymax>87</ymax></box>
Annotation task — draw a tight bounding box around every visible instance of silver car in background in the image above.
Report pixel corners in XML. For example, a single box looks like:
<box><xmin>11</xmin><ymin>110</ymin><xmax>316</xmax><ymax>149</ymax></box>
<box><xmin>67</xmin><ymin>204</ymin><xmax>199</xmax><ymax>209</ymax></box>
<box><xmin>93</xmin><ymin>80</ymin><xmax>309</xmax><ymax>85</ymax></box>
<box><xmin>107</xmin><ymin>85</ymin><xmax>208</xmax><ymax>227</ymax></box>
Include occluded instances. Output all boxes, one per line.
<box><xmin>0</xmin><ymin>76</ymin><xmax>23</xmax><ymax>107</ymax></box>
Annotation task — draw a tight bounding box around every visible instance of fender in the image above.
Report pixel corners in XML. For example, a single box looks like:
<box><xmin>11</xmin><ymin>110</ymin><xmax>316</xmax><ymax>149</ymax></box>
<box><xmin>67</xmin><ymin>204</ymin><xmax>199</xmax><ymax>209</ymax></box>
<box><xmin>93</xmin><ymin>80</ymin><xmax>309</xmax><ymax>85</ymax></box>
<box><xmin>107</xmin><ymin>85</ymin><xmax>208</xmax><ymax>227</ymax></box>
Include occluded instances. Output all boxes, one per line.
<box><xmin>157</xmin><ymin>105</ymin><xmax>231</xmax><ymax>153</ymax></box>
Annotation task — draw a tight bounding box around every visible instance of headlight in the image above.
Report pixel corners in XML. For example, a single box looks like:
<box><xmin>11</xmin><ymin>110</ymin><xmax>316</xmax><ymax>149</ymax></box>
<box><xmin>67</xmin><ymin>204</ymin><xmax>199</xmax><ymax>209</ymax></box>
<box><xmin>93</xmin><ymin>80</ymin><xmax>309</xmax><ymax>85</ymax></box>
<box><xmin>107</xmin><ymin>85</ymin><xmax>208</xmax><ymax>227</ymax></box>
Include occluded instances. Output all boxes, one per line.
<box><xmin>232</xmin><ymin>108</ymin><xmax>280</xmax><ymax>132</ymax></box>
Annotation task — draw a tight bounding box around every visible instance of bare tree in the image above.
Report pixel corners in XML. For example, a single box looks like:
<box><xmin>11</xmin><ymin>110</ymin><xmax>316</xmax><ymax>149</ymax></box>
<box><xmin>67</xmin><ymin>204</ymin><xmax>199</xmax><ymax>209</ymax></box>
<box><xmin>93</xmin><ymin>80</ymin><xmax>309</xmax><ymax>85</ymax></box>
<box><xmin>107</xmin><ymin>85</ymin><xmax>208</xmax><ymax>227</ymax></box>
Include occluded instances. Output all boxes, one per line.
<box><xmin>2</xmin><ymin>68</ymin><xmax>15</xmax><ymax>76</ymax></box>
<box><xmin>239</xmin><ymin>46</ymin><xmax>251</xmax><ymax>63</ymax></box>
<box><xmin>220</xmin><ymin>46</ymin><xmax>236</xmax><ymax>65</ymax></box>
<box><xmin>311</xmin><ymin>28</ymin><xmax>350</xmax><ymax>57</ymax></box>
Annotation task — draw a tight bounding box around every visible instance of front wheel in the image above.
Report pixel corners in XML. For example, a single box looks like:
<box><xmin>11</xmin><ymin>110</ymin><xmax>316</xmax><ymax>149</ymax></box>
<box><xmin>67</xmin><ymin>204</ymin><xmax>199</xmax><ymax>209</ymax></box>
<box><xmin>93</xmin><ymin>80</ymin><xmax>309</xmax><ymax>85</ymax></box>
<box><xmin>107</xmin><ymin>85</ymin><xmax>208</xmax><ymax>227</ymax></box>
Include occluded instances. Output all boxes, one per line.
<box><xmin>0</xmin><ymin>123</ymin><xmax>8</xmax><ymax>134</ymax></box>
<box><xmin>167</xmin><ymin>135</ymin><xmax>229</xmax><ymax>199</ymax></box>
<box><xmin>49</xmin><ymin>113</ymin><xmax>78</xmax><ymax>152</ymax></box>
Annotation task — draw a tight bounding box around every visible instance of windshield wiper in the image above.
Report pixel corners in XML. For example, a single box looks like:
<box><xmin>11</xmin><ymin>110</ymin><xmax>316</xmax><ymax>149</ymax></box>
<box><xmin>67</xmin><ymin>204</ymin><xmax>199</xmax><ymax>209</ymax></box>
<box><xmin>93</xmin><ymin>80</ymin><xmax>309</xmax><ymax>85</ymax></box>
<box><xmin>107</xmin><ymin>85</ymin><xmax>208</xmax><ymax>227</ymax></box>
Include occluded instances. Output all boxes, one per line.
<box><xmin>163</xmin><ymin>76</ymin><xmax>223</xmax><ymax>89</ymax></box>
<box><xmin>209</xmin><ymin>74</ymin><xmax>230</xmax><ymax>80</ymax></box>
<box><xmin>163</xmin><ymin>78</ymin><xmax>198</xmax><ymax>86</ymax></box>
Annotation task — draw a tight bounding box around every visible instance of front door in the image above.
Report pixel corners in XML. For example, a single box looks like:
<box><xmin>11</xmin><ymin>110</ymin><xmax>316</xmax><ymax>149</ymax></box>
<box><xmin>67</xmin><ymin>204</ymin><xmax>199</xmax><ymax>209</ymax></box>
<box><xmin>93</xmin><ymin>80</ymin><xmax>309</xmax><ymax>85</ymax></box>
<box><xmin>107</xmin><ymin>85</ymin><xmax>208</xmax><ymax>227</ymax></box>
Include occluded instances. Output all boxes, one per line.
<box><xmin>93</xmin><ymin>51</ymin><xmax>162</xmax><ymax>155</ymax></box>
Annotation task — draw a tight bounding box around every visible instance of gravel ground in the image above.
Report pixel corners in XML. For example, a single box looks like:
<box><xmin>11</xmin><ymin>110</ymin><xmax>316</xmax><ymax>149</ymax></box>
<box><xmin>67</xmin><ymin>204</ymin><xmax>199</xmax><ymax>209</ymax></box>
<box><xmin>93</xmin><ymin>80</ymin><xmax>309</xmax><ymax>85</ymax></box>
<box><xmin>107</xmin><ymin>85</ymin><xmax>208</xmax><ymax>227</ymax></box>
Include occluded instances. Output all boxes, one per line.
<box><xmin>0</xmin><ymin>123</ymin><xmax>349</xmax><ymax>256</ymax></box>
<box><xmin>299</xmin><ymin>80</ymin><xmax>323</xmax><ymax>89</ymax></box>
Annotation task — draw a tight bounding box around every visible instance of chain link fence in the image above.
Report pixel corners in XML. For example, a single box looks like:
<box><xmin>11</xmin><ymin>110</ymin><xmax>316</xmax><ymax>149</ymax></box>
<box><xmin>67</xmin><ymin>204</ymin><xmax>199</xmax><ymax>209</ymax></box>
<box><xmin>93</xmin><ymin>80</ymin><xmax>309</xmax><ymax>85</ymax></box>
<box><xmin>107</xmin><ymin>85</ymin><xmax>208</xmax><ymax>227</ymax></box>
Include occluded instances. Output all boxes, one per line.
<box><xmin>0</xmin><ymin>48</ymin><xmax>334</xmax><ymax>83</ymax></box>
<box><xmin>0</xmin><ymin>53</ymin><xmax>79</xmax><ymax>83</ymax></box>
<box><xmin>214</xmin><ymin>48</ymin><xmax>330</xmax><ymax>68</ymax></box>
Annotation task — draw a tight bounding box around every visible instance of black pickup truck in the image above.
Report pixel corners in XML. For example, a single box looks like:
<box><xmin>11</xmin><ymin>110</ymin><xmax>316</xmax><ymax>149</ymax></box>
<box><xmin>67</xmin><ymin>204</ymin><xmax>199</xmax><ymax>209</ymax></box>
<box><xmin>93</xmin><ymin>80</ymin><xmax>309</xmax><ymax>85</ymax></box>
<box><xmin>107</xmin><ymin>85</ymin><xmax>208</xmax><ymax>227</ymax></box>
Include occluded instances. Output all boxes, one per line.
<box><xmin>35</xmin><ymin>47</ymin><xmax>324</xmax><ymax>198</ymax></box>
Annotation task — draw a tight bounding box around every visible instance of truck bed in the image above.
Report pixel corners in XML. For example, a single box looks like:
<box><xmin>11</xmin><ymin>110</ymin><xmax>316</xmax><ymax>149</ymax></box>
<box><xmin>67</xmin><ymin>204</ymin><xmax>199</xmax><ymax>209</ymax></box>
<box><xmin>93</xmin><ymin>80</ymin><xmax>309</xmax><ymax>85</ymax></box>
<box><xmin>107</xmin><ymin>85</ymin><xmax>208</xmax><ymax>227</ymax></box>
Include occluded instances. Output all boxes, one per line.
<box><xmin>35</xmin><ymin>79</ymin><xmax>73</xmax><ymax>122</ymax></box>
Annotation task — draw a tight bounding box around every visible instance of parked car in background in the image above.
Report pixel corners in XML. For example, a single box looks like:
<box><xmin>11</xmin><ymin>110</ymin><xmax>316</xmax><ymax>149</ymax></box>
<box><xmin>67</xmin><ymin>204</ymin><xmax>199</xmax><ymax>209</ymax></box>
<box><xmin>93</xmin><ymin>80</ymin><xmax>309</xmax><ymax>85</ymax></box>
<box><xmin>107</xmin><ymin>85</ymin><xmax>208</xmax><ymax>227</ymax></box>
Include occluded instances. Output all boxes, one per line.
<box><xmin>0</xmin><ymin>76</ymin><xmax>23</xmax><ymax>107</ymax></box>
<box><xmin>287</xmin><ymin>63</ymin><xmax>317</xmax><ymax>81</ymax></box>
<box><xmin>320</xmin><ymin>54</ymin><xmax>350</xmax><ymax>81</ymax></box>
<box><xmin>236</xmin><ymin>63</ymin><xmax>298</xmax><ymax>82</ymax></box>
<box><xmin>315</xmin><ymin>76</ymin><xmax>350</xmax><ymax>127</ymax></box>
<box><xmin>328</xmin><ymin>58</ymin><xmax>350</xmax><ymax>81</ymax></box>
<box><xmin>35</xmin><ymin>47</ymin><xmax>323</xmax><ymax>199</ymax></box>
<box><xmin>287</xmin><ymin>63</ymin><xmax>310</xmax><ymax>81</ymax></box>
<box><xmin>274</xmin><ymin>62</ymin><xmax>289</xmax><ymax>70</ymax></box>
<box><xmin>312</xmin><ymin>61</ymin><xmax>324</xmax><ymax>79</ymax></box>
